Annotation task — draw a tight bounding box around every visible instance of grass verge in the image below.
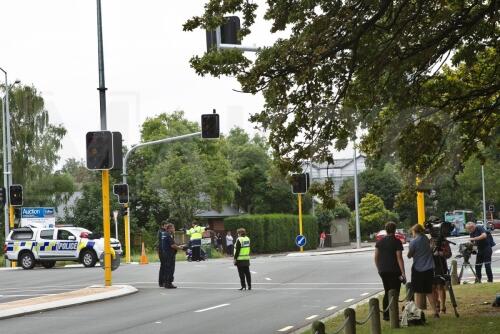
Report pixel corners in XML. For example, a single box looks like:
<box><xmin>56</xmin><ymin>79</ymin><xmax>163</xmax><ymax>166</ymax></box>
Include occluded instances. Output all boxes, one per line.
<box><xmin>301</xmin><ymin>283</ymin><xmax>500</xmax><ymax>334</ymax></box>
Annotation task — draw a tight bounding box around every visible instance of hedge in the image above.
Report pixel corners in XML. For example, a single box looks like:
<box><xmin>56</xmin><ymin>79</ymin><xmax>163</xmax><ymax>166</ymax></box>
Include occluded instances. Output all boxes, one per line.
<box><xmin>224</xmin><ymin>214</ymin><xmax>318</xmax><ymax>253</ymax></box>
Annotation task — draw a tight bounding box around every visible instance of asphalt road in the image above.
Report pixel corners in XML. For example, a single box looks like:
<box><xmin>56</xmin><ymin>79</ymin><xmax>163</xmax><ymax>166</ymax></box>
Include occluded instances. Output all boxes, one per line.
<box><xmin>1</xmin><ymin>235</ymin><xmax>499</xmax><ymax>334</ymax></box>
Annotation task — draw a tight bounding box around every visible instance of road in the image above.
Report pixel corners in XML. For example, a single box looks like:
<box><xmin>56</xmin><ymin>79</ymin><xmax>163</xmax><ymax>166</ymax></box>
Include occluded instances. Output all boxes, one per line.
<box><xmin>1</xmin><ymin>235</ymin><xmax>499</xmax><ymax>334</ymax></box>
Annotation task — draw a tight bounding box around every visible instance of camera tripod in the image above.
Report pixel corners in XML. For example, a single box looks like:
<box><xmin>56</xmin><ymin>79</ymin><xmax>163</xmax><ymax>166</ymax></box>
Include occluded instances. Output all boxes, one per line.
<box><xmin>456</xmin><ymin>253</ymin><xmax>478</xmax><ymax>284</ymax></box>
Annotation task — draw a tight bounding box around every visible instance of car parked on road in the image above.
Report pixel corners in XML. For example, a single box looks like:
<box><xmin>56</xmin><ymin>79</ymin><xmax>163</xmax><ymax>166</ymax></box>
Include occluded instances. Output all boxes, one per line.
<box><xmin>375</xmin><ymin>229</ymin><xmax>407</xmax><ymax>244</ymax></box>
<box><xmin>3</xmin><ymin>225</ymin><xmax>122</xmax><ymax>269</ymax></box>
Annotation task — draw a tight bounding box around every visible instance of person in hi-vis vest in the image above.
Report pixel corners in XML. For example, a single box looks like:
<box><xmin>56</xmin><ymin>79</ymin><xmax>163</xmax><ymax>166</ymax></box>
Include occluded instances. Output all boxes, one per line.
<box><xmin>186</xmin><ymin>221</ymin><xmax>206</xmax><ymax>262</ymax></box>
<box><xmin>234</xmin><ymin>228</ymin><xmax>251</xmax><ymax>290</ymax></box>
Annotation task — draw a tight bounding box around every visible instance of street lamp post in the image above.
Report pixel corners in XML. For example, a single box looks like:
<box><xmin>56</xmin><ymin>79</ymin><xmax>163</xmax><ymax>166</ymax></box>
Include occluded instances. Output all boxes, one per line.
<box><xmin>1</xmin><ymin>67</ymin><xmax>10</xmax><ymax>256</ymax></box>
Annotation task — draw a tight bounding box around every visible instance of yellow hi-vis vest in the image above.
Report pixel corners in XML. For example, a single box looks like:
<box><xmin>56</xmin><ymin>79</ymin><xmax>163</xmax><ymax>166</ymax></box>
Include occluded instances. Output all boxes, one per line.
<box><xmin>235</xmin><ymin>236</ymin><xmax>250</xmax><ymax>261</ymax></box>
<box><xmin>187</xmin><ymin>225</ymin><xmax>205</xmax><ymax>240</ymax></box>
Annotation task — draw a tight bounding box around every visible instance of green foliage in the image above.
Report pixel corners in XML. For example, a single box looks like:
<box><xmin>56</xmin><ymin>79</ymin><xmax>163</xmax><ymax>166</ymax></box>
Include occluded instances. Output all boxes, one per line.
<box><xmin>359</xmin><ymin>193</ymin><xmax>398</xmax><ymax>235</ymax></box>
<box><xmin>339</xmin><ymin>164</ymin><xmax>401</xmax><ymax>210</ymax></box>
<box><xmin>224</xmin><ymin>214</ymin><xmax>318</xmax><ymax>253</ymax></box>
<box><xmin>316</xmin><ymin>203</ymin><xmax>351</xmax><ymax>232</ymax></box>
<box><xmin>185</xmin><ymin>1</ymin><xmax>499</xmax><ymax>203</ymax></box>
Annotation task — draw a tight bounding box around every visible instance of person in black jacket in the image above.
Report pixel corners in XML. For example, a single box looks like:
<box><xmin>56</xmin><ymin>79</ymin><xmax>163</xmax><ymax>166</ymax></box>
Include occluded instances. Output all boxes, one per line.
<box><xmin>160</xmin><ymin>222</ymin><xmax>184</xmax><ymax>289</ymax></box>
<box><xmin>158</xmin><ymin>222</ymin><xmax>167</xmax><ymax>287</ymax></box>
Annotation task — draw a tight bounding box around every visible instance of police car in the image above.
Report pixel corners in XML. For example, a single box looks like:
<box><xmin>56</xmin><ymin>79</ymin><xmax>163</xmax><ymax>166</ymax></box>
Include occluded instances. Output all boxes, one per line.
<box><xmin>3</xmin><ymin>225</ymin><xmax>122</xmax><ymax>269</ymax></box>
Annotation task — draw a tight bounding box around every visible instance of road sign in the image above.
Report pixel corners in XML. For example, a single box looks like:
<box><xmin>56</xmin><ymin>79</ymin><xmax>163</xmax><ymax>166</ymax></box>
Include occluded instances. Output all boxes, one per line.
<box><xmin>295</xmin><ymin>235</ymin><xmax>307</xmax><ymax>247</ymax></box>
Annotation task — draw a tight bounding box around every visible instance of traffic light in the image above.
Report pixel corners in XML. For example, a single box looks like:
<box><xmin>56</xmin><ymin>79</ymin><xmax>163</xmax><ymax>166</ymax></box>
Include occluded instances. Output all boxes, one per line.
<box><xmin>0</xmin><ymin>187</ymin><xmax>6</xmax><ymax>207</ymax></box>
<box><xmin>201</xmin><ymin>111</ymin><xmax>220</xmax><ymax>139</ymax></box>
<box><xmin>291</xmin><ymin>173</ymin><xmax>309</xmax><ymax>194</ymax></box>
<box><xmin>113</xmin><ymin>183</ymin><xmax>129</xmax><ymax>204</ymax></box>
<box><xmin>206</xmin><ymin>16</ymin><xmax>241</xmax><ymax>51</ymax></box>
<box><xmin>9</xmin><ymin>184</ymin><xmax>23</xmax><ymax>206</ymax></box>
<box><xmin>86</xmin><ymin>131</ymin><xmax>114</xmax><ymax>170</ymax></box>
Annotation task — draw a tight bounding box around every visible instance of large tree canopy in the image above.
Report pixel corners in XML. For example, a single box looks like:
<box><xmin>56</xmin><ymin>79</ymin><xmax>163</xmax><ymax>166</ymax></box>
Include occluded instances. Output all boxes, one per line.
<box><xmin>184</xmin><ymin>1</ymin><xmax>499</xmax><ymax>197</ymax></box>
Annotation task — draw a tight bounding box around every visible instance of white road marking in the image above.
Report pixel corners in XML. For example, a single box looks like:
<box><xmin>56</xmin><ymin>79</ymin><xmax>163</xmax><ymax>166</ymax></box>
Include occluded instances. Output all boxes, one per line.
<box><xmin>277</xmin><ymin>326</ymin><xmax>294</xmax><ymax>332</ymax></box>
<box><xmin>155</xmin><ymin>321</ymin><xmax>162</xmax><ymax>324</ymax></box>
<box><xmin>167</xmin><ymin>286</ymin><xmax>380</xmax><ymax>291</ymax></box>
<box><xmin>115</xmin><ymin>281</ymin><xmax>381</xmax><ymax>286</ymax></box>
<box><xmin>495</xmin><ymin>249</ymin><xmax>500</xmax><ymax>254</ymax></box>
<box><xmin>0</xmin><ymin>294</ymin><xmax>54</xmax><ymax>297</ymax></box>
<box><xmin>194</xmin><ymin>303</ymin><xmax>230</xmax><ymax>313</ymax></box>
<box><xmin>306</xmin><ymin>315</ymin><xmax>318</xmax><ymax>320</ymax></box>
<box><xmin>360</xmin><ymin>292</ymin><xmax>369</xmax><ymax>296</ymax></box>
<box><xmin>344</xmin><ymin>298</ymin><xmax>354</xmax><ymax>303</ymax></box>
<box><xmin>251</xmin><ymin>271</ymin><xmax>257</xmax><ymax>274</ymax></box>
<box><xmin>265</xmin><ymin>277</ymin><xmax>272</xmax><ymax>281</ymax></box>
<box><xmin>326</xmin><ymin>306</ymin><xmax>338</xmax><ymax>311</ymax></box>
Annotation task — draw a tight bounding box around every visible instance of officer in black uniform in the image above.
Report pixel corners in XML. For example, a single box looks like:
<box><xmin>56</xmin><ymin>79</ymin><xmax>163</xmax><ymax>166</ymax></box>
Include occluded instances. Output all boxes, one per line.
<box><xmin>161</xmin><ymin>222</ymin><xmax>184</xmax><ymax>289</ymax></box>
<box><xmin>158</xmin><ymin>222</ymin><xmax>168</xmax><ymax>287</ymax></box>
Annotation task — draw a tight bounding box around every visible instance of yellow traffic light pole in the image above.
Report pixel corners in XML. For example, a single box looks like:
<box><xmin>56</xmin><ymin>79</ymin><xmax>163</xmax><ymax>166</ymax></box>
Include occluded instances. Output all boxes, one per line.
<box><xmin>124</xmin><ymin>203</ymin><xmax>130</xmax><ymax>263</ymax></box>
<box><xmin>102</xmin><ymin>170</ymin><xmax>112</xmax><ymax>286</ymax></box>
<box><xmin>9</xmin><ymin>205</ymin><xmax>15</xmax><ymax>267</ymax></box>
<box><xmin>416</xmin><ymin>178</ymin><xmax>426</xmax><ymax>226</ymax></box>
<box><xmin>298</xmin><ymin>193</ymin><xmax>303</xmax><ymax>252</ymax></box>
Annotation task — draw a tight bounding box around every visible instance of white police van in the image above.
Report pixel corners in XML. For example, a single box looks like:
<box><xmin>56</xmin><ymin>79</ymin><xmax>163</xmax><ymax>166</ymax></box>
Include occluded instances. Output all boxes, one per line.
<box><xmin>3</xmin><ymin>225</ymin><xmax>122</xmax><ymax>269</ymax></box>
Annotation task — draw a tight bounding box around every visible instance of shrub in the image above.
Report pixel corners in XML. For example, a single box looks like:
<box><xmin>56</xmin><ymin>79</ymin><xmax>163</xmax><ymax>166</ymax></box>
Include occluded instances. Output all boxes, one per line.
<box><xmin>224</xmin><ymin>214</ymin><xmax>318</xmax><ymax>253</ymax></box>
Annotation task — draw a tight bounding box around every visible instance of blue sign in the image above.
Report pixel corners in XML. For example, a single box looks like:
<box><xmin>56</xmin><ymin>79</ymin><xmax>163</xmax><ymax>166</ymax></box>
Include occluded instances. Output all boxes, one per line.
<box><xmin>21</xmin><ymin>207</ymin><xmax>55</xmax><ymax>218</ymax></box>
<box><xmin>295</xmin><ymin>234</ymin><xmax>307</xmax><ymax>247</ymax></box>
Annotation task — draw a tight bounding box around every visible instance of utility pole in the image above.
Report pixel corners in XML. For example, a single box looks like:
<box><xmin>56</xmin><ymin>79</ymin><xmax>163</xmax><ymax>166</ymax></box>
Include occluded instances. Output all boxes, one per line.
<box><xmin>96</xmin><ymin>0</ymin><xmax>112</xmax><ymax>286</ymax></box>
<box><xmin>1</xmin><ymin>67</ymin><xmax>10</xmax><ymax>266</ymax></box>
<box><xmin>481</xmin><ymin>165</ymin><xmax>487</xmax><ymax>227</ymax></box>
<box><xmin>353</xmin><ymin>141</ymin><xmax>361</xmax><ymax>249</ymax></box>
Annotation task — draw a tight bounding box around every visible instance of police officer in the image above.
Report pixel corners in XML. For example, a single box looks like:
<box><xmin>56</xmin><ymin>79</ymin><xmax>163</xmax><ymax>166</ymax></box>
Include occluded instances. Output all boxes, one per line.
<box><xmin>158</xmin><ymin>222</ymin><xmax>168</xmax><ymax>287</ymax></box>
<box><xmin>186</xmin><ymin>221</ymin><xmax>206</xmax><ymax>262</ymax></box>
<box><xmin>234</xmin><ymin>228</ymin><xmax>251</xmax><ymax>290</ymax></box>
<box><xmin>161</xmin><ymin>222</ymin><xmax>184</xmax><ymax>289</ymax></box>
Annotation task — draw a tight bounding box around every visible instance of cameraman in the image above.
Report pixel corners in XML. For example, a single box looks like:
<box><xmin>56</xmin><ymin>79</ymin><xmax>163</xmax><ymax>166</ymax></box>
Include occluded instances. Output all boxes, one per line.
<box><xmin>374</xmin><ymin>222</ymin><xmax>406</xmax><ymax>321</ymax></box>
<box><xmin>466</xmin><ymin>222</ymin><xmax>493</xmax><ymax>283</ymax></box>
<box><xmin>430</xmin><ymin>237</ymin><xmax>451</xmax><ymax>314</ymax></box>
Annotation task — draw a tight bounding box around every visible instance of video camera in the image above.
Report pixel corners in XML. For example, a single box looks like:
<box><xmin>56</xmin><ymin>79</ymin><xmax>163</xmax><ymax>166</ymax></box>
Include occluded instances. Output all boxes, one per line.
<box><xmin>424</xmin><ymin>216</ymin><xmax>454</xmax><ymax>239</ymax></box>
<box><xmin>457</xmin><ymin>242</ymin><xmax>477</xmax><ymax>260</ymax></box>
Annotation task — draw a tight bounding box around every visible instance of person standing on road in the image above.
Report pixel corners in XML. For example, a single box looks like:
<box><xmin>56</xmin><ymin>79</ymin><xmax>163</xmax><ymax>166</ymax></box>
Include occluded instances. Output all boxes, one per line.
<box><xmin>466</xmin><ymin>222</ymin><xmax>494</xmax><ymax>283</ymax></box>
<box><xmin>374</xmin><ymin>221</ymin><xmax>406</xmax><ymax>321</ymax></box>
<box><xmin>234</xmin><ymin>228</ymin><xmax>251</xmax><ymax>290</ymax></box>
<box><xmin>407</xmin><ymin>224</ymin><xmax>439</xmax><ymax>318</ymax></box>
<box><xmin>161</xmin><ymin>222</ymin><xmax>184</xmax><ymax>289</ymax></box>
<box><xmin>226</xmin><ymin>231</ymin><xmax>234</xmax><ymax>256</ymax></box>
<box><xmin>158</xmin><ymin>222</ymin><xmax>168</xmax><ymax>287</ymax></box>
<box><xmin>186</xmin><ymin>221</ymin><xmax>205</xmax><ymax>262</ymax></box>
<box><xmin>319</xmin><ymin>231</ymin><xmax>326</xmax><ymax>248</ymax></box>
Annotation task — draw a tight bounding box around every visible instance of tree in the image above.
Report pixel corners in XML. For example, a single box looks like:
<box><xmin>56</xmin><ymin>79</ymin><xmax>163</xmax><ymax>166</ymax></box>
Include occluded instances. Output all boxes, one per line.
<box><xmin>0</xmin><ymin>84</ymin><xmax>73</xmax><ymax>208</ymax></box>
<box><xmin>339</xmin><ymin>164</ymin><xmax>401</xmax><ymax>210</ymax></box>
<box><xmin>184</xmin><ymin>1</ymin><xmax>499</xmax><ymax>198</ymax></box>
<box><xmin>359</xmin><ymin>193</ymin><xmax>398</xmax><ymax>235</ymax></box>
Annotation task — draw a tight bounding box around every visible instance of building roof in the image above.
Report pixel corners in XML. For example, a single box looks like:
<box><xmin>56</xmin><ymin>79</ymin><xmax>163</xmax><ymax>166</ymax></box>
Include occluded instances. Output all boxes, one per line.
<box><xmin>311</xmin><ymin>155</ymin><xmax>365</xmax><ymax>169</ymax></box>
<box><xmin>195</xmin><ymin>205</ymin><xmax>241</xmax><ymax>218</ymax></box>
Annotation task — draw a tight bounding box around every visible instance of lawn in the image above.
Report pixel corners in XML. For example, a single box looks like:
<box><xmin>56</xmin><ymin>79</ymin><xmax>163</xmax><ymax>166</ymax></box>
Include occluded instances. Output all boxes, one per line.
<box><xmin>302</xmin><ymin>283</ymin><xmax>500</xmax><ymax>334</ymax></box>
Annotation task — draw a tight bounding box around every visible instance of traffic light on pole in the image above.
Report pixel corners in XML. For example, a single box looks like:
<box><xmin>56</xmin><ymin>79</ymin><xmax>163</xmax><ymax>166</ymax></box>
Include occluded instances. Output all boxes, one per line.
<box><xmin>0</xmin><ymin>187</ymin><xmax>6</xmax><ymax>207</ymax></box>
<box><xmin>291</xmin><ymin>173</ymin><xmax>309</xmax><ymax>194</ymax></box>
<box><xmin>86</xmin><ymin>131</ymin><xmax>114</xmax><ymax>170</ymax></box>
<box><xmin>113</xmin><ymin>184</ymin><xmax>129</xmax><ymax>204</ymax></box>
<box><xmin>206</xmin><ymin>16</ymin><xmax>241</xmax><ymax>51</ymax></box>
<box><xmin>201</xmin><ymin>110</ymin><xmax>220</xmax><ymax>139</ymax></box>
<box><xmin>9</xmin><ymin>185</ymin><xmax>23</xmax><ymax>206</ymax></box>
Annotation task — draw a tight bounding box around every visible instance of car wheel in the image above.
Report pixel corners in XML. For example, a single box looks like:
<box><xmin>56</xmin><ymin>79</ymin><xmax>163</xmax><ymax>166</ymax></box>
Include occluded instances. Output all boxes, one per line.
<box><xmin>81</xmin><ymin>249</ymin><xmax>97</xmax><ymax>267</ymax></box>
<box><xmin>41</xmin><ymin>260</ymin><xmax>56</xmax><ymax>269</ymax></box>
<box><xmin>19</xmin><ymin>252</ymin><xmax>35</xmax><ymax>270</ymax></box>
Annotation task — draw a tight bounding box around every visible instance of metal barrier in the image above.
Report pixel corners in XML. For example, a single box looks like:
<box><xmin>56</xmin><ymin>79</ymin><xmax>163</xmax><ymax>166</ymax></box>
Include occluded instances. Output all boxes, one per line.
<box><xmin>311</xmin><ymin>289</ymin><xmax>400</xmax><ymax>334</ymax></box>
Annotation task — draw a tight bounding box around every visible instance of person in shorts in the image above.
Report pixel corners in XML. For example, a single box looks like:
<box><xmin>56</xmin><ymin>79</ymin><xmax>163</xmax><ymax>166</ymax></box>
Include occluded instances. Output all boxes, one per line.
<box><xmin>407</xmin><ymin>224</ymin><xmax>440</xmax><ymax>318</ymax></box>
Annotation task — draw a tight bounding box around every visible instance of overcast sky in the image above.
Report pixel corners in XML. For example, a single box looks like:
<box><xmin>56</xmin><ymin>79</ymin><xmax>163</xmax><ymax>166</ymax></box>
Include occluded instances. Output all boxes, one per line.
<box><xmin>1</xmin><ymin>0</ymin><xmax>356</xmax><ymax>169</ymax></box>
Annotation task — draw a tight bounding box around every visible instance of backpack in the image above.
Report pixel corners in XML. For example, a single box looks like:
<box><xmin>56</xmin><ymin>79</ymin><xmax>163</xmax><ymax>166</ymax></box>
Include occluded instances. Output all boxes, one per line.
<box><xmin>486</xmin><ymin>231</ymin><xmax>496</xmax><ymax>248</ymax></box>
<box><xmin>400</xmin><ymin>301</ymin><xmax>426</xmax><ymax>327</ymax></box>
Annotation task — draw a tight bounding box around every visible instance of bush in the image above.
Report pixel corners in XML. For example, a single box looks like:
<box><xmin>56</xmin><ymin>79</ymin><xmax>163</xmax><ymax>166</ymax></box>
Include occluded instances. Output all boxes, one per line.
<box><xmin>224</xmin><ymin>214</ymin><xmax>318</xmax><ymax>253</ymax></box>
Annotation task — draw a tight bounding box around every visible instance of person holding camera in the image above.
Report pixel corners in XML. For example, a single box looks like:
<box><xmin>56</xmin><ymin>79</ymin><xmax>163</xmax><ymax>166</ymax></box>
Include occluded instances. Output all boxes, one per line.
<box><xmin>430</xmin><ymin>237</ymin><xmax>452</xmax><ymax>313</ymax></box>
<box><xmin>466</xmin><ymin>222</ymin><xmax>493</xmax><ymax>283</ymax></box>
<box><xmin>408</xmin><ymin>224</ymin><xmax>440</xmax><ymax>318</ymax></box>
<box><xmin>374</xmin><ymin>222</ymin><xmax>406</xmax><ymax>321</ymax></box>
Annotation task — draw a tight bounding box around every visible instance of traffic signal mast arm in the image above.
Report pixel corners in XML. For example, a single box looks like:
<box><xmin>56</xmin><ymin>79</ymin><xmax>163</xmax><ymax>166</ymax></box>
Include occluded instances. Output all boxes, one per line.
<box><xmin>122</xmin><ymin>132</ymin><xmax>201</xmax><ymax>184</ymax></box>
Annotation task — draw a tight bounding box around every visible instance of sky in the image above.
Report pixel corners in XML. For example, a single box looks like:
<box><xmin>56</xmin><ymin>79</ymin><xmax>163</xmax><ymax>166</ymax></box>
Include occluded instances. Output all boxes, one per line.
<box><xmin>1</xmin><ymin>0</ymin><xmax>356</xmax><ymax>169</ymax></box>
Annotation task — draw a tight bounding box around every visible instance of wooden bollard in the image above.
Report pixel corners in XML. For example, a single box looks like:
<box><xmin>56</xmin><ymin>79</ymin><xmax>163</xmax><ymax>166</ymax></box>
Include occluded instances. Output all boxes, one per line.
<box><xmin>389</xmin><ymin>289</ymin><xmax>400</xmax><ymax>328</ymax></box>
<box><xmin>311</xmin><ymin>320</ymin><xmax>325</xmax><ymax>334</ymax></box>
<box><xmin>450</xmin><ymin>260</ymin><xmax>459</xmax><ymax>285</ymax></box>
<box><xmin>344</xmin><ymin>308</ymin><xmax>356</xmax><ymax>334</ymax></box>
<box><xmin>369</xmin><ymin>298</ymin><xmax>381</xmax><ymax>334</ymax></box>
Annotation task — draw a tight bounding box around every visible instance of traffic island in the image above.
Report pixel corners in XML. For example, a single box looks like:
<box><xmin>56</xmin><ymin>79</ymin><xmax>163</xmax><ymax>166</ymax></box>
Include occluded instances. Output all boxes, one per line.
<box><xmin>0</xmin><ymin>284</ymin><xmax>137</xmax><ymax>320</ymax></box>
